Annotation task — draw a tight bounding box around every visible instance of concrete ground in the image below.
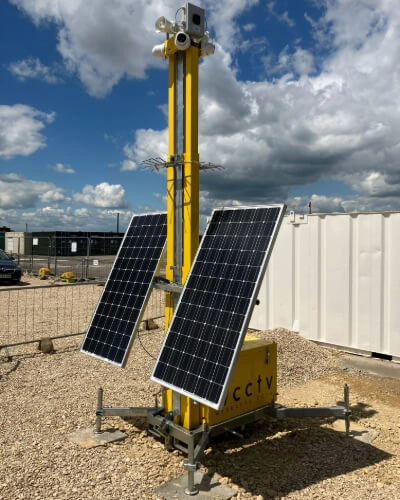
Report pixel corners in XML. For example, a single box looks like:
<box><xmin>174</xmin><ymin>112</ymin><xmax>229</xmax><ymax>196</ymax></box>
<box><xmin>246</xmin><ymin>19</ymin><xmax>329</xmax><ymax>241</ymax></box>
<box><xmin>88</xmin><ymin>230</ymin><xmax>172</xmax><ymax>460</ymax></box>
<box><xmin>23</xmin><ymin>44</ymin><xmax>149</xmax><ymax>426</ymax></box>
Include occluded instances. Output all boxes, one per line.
<box><xmin>338</xmin><ymin>352</ymin><xmax>400</xmax><ymax>380</ymax></box>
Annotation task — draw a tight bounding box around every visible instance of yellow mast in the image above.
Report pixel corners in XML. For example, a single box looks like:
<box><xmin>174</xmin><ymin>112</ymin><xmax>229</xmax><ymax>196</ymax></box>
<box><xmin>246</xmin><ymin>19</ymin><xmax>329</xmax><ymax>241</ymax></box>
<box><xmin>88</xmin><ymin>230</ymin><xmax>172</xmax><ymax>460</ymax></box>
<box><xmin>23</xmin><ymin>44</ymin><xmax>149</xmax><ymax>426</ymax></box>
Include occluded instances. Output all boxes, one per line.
<box><xmin>165</xmin><ymin>43</ymin><xmax>200</xmax><ymax>328</ymax></box>
<box><xmin>152</xmin><ymin>2</ymin><xmax>213</xmax><ymax>326</ymax></box>
<box><xmin>152</xmin><ymin>3</ymin><xmax>214</xmax><ymax>430</ymax></box>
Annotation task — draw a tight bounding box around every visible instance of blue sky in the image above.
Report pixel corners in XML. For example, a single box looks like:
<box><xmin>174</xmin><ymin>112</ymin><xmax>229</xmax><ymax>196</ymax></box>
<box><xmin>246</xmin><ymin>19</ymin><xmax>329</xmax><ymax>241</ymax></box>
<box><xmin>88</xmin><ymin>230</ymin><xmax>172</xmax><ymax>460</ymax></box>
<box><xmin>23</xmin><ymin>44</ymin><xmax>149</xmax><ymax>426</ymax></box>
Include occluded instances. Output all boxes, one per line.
<box><xmin>1</xmin><ymin>0</ymin><xmax>400</xmax><ymax>232</ymax></box>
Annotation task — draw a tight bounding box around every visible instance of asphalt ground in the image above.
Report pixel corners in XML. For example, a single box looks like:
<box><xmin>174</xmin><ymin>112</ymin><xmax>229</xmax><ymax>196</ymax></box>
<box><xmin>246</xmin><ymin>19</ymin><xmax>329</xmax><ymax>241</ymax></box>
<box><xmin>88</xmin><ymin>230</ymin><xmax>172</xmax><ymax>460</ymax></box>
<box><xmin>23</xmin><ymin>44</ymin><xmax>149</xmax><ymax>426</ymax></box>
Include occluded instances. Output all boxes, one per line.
<box><xmin>338</xmin><ymin>353</ymin><xmax>400</xmax><ymax>380</ymax></box>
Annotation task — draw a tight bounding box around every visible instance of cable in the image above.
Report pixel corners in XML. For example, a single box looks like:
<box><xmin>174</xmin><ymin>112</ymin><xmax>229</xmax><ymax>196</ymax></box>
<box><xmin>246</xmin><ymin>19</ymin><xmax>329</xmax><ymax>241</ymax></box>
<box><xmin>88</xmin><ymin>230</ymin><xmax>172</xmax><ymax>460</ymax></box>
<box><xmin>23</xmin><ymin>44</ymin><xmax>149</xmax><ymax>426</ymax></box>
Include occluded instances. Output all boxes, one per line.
<box><xmin>137</xmin><ymin>329</ymin><xmax>157</xmax><ymax>360</ymax></box>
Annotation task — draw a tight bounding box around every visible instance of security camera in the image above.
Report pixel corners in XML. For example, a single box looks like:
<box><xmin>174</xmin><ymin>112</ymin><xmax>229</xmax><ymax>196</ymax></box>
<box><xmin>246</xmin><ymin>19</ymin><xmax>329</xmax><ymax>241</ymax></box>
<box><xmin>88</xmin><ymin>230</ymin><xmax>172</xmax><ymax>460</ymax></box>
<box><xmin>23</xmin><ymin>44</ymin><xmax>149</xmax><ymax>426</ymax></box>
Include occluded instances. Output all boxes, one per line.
<box><xmin>175</xmin><ymin>31</ymin><xmax>191</xmax><ymax>51</ymax></box>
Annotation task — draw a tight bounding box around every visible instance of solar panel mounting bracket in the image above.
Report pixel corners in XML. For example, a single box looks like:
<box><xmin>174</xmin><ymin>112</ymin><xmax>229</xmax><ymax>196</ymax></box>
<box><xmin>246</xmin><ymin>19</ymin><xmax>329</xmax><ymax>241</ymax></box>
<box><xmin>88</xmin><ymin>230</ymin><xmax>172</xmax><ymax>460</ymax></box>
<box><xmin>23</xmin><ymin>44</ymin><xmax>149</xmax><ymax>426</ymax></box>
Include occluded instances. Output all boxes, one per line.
<box><xmin>153</xmin><ymin>277</ymin><xmax>183</xmax><ymax>294</ymax></box>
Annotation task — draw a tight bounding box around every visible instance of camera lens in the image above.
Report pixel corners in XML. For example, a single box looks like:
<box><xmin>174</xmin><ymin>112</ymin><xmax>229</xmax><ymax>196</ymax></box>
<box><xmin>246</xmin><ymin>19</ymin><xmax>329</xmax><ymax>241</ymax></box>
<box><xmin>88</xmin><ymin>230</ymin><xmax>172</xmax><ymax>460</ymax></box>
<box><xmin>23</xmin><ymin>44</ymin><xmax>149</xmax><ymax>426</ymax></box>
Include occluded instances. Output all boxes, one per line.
<box><xmin>177</xmin><ymin>33</ymin><xmax>187</xmax><ymax>43</ymax></box>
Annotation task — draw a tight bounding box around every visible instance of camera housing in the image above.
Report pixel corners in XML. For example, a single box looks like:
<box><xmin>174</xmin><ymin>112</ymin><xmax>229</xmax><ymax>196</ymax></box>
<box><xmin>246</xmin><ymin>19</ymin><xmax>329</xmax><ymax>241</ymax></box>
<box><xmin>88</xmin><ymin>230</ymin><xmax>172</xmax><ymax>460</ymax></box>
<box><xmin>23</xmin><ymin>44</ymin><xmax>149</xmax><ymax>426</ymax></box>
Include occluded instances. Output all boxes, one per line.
<box><xmin>185</xmin><ymin>3</ymin><xmax>205</xmax><ymax>38</ymax></box>
<box><xmin>174</xmin><ymin>31</ymin><xmax>191</xmax><ymax>51</ymax></box>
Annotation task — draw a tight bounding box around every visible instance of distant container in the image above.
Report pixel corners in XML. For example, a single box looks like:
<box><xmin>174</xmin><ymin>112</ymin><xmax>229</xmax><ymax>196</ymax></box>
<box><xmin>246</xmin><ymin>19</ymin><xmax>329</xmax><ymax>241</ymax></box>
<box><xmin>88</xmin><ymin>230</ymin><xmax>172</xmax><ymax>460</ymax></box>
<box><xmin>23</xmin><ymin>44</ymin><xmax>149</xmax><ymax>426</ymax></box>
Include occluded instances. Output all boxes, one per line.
<box><xmin>250</xmin><ymin>211</ymin><xmax>400</xmax><ymax>361</ymax></box>
<box><xmin>4</xmin><ymin>232</ymin><xmax>33</xmax><ymax>255</ymax></box>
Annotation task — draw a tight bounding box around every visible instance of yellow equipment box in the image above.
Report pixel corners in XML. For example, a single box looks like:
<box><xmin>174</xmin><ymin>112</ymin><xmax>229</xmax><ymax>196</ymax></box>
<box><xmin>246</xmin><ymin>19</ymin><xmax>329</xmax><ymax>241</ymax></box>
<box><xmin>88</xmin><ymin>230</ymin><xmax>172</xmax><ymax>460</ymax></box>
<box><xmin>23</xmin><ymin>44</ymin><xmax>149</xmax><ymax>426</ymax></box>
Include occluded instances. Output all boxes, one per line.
<box><xmin>163</xmin><ymin>337</ymin><xmax>277</xmax><ymax>430</ymax></box>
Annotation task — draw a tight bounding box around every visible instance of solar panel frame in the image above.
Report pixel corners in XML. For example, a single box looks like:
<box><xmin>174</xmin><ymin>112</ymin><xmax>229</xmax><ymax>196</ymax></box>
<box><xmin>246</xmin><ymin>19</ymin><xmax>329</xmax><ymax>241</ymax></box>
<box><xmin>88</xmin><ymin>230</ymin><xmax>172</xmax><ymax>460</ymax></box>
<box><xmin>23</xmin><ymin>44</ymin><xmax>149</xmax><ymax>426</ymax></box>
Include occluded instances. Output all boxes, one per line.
<box><xmin>81</xmin><ymin>212</ymin><xmax>167</xmax><ymax>367</ymax></box>
<box><xmin>151</xmin><ymin>204</ymin><xmax>286</xmax><ymax>410</ymax></box>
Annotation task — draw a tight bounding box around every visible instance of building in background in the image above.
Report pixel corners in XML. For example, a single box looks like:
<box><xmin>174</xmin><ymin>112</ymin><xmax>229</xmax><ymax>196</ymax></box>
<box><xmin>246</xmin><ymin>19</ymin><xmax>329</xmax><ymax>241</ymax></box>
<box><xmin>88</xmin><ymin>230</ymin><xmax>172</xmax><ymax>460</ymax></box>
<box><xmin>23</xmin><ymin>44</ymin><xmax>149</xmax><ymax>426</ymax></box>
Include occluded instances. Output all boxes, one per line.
<box><xmin>0</xmin><ymin>231</ymin><xmax>124</xmax><ymax>256</ymax></box>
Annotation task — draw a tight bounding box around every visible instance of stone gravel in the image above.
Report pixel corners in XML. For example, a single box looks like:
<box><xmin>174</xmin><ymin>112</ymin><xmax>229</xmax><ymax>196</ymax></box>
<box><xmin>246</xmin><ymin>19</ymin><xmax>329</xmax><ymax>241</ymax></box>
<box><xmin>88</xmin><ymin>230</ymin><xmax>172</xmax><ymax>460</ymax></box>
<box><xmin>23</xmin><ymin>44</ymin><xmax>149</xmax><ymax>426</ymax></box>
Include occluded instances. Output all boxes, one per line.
<box><xmin>1</xmin><ymin>323</ymin><xmax>400</xmax><ymax>499</ymax></box>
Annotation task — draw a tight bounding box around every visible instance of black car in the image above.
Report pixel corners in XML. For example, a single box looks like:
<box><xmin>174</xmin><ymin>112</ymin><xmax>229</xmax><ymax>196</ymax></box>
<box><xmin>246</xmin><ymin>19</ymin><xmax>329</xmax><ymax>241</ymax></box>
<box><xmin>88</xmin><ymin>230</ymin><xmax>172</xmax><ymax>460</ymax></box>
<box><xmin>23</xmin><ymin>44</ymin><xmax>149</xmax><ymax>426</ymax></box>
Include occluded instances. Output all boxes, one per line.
<box><xmin>0</xmin><ymin>249</ymin><xmax>22</xmax><ymax>285</ymax></box>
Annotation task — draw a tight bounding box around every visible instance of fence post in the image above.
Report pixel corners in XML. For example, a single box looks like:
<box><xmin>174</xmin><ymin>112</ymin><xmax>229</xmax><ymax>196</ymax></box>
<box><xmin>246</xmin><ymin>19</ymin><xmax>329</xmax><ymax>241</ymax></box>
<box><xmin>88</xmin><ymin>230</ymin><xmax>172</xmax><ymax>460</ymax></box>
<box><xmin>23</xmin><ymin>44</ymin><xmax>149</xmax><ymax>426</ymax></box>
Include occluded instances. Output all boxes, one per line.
<box><xmin>85</xmin><ymin>237</ymin><xmax>90</xmax><ymax>280</ymax></box>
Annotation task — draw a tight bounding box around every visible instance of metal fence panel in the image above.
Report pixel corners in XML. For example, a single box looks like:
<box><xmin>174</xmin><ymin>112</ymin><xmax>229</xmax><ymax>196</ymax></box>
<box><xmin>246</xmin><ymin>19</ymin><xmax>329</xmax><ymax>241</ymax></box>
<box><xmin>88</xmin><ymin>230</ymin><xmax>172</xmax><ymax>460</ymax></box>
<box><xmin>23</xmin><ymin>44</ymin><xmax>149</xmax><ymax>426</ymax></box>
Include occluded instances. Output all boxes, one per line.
<box><xmin>0</xmin><ymin>283</ymin><xmax>165</xmax><ymax>357</ymax></box>
<box><xmin>4</xmin><ymin>235</ymin><xmax>124</xmax><ymax>281</ymax></box>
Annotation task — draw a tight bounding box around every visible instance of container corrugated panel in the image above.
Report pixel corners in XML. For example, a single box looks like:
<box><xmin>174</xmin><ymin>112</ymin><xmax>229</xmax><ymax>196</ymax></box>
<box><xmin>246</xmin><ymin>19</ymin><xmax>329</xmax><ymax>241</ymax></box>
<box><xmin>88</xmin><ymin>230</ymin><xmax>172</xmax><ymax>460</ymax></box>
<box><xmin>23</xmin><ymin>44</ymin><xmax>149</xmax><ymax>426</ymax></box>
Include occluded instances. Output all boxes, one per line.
<box><xmin>250</xmin><ymin>212</ymin><xmax>400</xmax><ymax>360</ymax></box>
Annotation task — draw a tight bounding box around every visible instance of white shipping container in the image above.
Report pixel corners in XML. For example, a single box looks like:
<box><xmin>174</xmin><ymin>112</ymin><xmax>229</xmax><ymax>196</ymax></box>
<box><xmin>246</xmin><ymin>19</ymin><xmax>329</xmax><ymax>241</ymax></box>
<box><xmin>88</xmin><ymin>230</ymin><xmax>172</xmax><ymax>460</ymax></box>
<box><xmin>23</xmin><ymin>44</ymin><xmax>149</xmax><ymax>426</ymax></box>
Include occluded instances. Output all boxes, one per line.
<box><xmin>250</xmin><ymin>212</ymin><xmax>400</xmax><ymax>361</ymax></box>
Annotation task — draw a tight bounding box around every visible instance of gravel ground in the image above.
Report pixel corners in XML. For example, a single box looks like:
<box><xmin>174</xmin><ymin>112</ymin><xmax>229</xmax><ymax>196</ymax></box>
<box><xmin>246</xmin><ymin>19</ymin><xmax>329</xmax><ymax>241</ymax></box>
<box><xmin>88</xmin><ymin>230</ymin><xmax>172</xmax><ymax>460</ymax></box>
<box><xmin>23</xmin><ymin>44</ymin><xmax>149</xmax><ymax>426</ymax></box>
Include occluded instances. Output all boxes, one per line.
<box><xmin>1</xmin><ymin>282</ymin><xmax>400</xmax><ymax>498</ymax></box>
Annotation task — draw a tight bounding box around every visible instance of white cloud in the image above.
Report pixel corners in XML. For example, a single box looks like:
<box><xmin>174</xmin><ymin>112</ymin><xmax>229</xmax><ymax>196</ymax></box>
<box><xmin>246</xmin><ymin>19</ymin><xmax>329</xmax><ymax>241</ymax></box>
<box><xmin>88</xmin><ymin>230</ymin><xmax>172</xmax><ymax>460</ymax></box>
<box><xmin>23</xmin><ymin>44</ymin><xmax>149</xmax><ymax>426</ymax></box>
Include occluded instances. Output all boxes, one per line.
<box><xmin>293</xmin><ymin>194</ymin><xmax>346</xmax><ymax>214</ymax></box>
<box><xmin>120</xmin><ymin>0</ymin><xmax>400</xmax><ymax>212</ymax></box>
<box><xmin>73</xmin><ymin>182</ymin><xmax>128</xmax><ymax>208</ymax></box>
<box><xmin>9</xmin><ymin>0</ymin><xmax>176</xmax><ymax>97</ymax></box>
<box><xmin>0</xmin><ymin>105</ymin><xmax>55</xmax><ymax>159</ymax></box>
<box><xmin>0</xmin><ymin>174</ymin><xmax>67</xmax><ymax>208</ymax></box>
<box><xmin>293</xmin><ymin>48</ymin><xmax>315</xmax><ymax>75</ymax></box>
<box><xmin>4</xmin><ymin>205</ymin><xmax>134</xmax><ymax>232</ymax></box>
<box><xmin>267</xmin><ymin>1</ymin><xmax>295</xmax><ymax>28</ymax></box>
<box><xmin>121</xmin><ymin>159</ymin><xmax>138</xmax><ymax>172</ymax></box>
<box><xmin>7</xmin><ymin>0</ymin><xmax>400</xmax><ymax>217</ymax></box>
<box><xmin>9</xmin><ymin>0</ymin><xmax>264</xmax><ymax>98</ymax></box>
<box><xmin>40</xmin><ymin>189</ymin><xmax>68</xmax><ymax>203</ymax></box>
<box><xmin>355</xmin><ymin>171</ymin><xmax>400</xmax><ymax>197</ymax></box>
<box><xmin>243</xmin><ymin>23</ymin><xmax>256</xmax><ymax>32</ymax></box>
<box><xmin>202</xmin><ymin>0</ymin><xmax>260</xmax><ymax>51</ymax></box>
<box><xmin>122</xmin><ymin>129</ymin><xmax>168</xmax><ymax>171</ymax></box>
<box><xmin>49</xmin><ymin>163</ymin><xmax>75</xmax><ymax>174</ymax></box>
<box><xmin>8</xmin><ymin>57</ymin><xmax>62</xmax><ymax>84</ymax></box>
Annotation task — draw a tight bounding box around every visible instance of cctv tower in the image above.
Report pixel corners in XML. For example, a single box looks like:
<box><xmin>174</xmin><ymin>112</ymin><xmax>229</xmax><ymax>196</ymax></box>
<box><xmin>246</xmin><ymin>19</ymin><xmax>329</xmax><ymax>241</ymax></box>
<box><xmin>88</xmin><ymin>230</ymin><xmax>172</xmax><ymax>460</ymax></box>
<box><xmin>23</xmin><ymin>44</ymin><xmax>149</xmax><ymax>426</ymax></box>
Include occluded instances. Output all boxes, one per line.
<box><xmin>81</xmin><ymin>5</ymin><xmax>350</xmax><ymax>496</ymax></box>
<box><xmin>152</xmin><ymin>4</ymin><xmax>215</xmax><ymax>326</ymax></box>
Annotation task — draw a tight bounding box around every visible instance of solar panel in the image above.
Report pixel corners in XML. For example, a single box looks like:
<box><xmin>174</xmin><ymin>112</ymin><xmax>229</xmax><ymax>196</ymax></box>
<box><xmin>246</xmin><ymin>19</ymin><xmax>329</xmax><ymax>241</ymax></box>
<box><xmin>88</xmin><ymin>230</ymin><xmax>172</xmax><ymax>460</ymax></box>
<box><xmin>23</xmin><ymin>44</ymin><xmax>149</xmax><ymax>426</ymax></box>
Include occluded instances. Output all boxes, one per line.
<box><xmin>81</xmin><ymin>212</ymin><xmax>167</xmax><ymax>367</ymax></box>
<box><xmin>151</xmin><ymin>204</ymin><xmax>286</xmax><ymax>410</ymax></box>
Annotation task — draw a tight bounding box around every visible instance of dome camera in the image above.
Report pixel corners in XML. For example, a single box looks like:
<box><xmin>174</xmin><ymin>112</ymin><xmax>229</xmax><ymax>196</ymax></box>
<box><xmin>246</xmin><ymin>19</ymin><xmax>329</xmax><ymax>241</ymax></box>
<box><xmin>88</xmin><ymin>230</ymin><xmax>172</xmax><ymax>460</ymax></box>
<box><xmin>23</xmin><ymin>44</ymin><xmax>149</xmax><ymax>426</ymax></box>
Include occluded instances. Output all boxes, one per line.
<box><xmin>175</xmin><ymin>31</ymin><xmax>191</xmax><ymax>51</ymax></box>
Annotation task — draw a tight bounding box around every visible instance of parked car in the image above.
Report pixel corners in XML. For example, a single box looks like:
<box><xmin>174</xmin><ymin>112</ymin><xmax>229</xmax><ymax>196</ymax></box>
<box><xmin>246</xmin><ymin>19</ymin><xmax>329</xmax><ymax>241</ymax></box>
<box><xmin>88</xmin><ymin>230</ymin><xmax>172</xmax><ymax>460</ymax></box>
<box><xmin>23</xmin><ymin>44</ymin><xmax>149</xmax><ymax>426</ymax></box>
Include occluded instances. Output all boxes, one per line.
<box><xmin>0</xmin><ymin>249</ymin><xmax>22</xmax><ymax>284</ymax></box>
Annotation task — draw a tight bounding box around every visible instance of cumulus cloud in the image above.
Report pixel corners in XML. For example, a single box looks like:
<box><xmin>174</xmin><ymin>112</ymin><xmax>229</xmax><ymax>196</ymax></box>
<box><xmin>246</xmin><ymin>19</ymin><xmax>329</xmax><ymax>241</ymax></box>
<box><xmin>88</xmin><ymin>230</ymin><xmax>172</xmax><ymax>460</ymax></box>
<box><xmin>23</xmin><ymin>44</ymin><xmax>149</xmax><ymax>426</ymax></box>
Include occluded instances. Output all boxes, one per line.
<box><xmin>354</xmin><ymin>171</ymin><xmax>400</xmax><ymax>198</ymax></box>
<box><xmin>3</xmin><ymin>205</ymin><xmax>134</xmax><ymax>232</ymax></box>
<box><xmin>293</xmin><ymin>194</ymin><xmax>346</xmax><ymax>214</ymax></box>
<box><xmin>9</xmin><ymin>0</ymin><xmax>264</xmax><ymax>98</ymax></box>
<box><xmin>0</xmin><ymin>105</ymin><xmax>55</xmax><ymax>159</ymax></box>
<box><xmin>0</xmin><ymin>173</ymin><xmax>68</xmax><ymax>208</ymax></box>
<box><xmin>293</xmin><ymin>48</ymin><xmax>315</xmax><ymax>75</ymax></box>
<box><xmin>122</xmin><ymin>128</ymin><xmax>168</xmax><ymax>171</ymax></box>
<box><xmin>9</xmin><ymin>0</ymin><xmax>176</xmax><ymax>97</ymax></box>
<box><xmin>119</xmin><ymin>0</ymin><xmax>400</xmax><ymax>213</ymax></box>
<box><xmin>7</xmin><ymin>0</ymin><xmax>400</xmax><ymax>217</ymax></box>
<box><xmin>73</xmin><ymin>182</ymin><xmax>128</xmax><ymax>208</ymax></box>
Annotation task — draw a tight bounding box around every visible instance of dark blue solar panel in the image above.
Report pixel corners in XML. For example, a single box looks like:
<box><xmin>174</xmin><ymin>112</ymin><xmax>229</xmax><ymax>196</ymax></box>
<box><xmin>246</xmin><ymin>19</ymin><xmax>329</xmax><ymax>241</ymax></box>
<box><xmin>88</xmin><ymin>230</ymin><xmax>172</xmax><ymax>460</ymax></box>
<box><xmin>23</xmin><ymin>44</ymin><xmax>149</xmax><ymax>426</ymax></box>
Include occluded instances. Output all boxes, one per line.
<box><xmin>81</xmin><ymin>212</ymin><xmax>167</xmax><ymax>367</ymax></box>
<box><xmin>151</xmin><ymin>205</ymin><xmax>285</xmax><ymax>409</ymax></box>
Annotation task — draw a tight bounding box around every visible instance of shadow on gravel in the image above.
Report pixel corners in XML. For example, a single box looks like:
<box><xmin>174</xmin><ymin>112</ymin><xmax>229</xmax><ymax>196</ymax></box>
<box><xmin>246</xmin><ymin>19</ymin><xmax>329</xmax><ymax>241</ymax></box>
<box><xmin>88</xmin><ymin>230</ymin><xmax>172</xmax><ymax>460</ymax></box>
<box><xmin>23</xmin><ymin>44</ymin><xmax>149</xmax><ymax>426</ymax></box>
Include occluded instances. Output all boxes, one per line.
<box><xmin>203</xmin><ymin>420</ymin><xmax>392</xmax><ymax>498</ymax></box>
<box><xmin>336</xmin><ymin>398</ymin><xmax>378</xmax><ymax>420</ymax></box>
<box><xmin>0</xmin><ymin>359</ymin><xmax>20</xmax><ymax>379</ymax></box>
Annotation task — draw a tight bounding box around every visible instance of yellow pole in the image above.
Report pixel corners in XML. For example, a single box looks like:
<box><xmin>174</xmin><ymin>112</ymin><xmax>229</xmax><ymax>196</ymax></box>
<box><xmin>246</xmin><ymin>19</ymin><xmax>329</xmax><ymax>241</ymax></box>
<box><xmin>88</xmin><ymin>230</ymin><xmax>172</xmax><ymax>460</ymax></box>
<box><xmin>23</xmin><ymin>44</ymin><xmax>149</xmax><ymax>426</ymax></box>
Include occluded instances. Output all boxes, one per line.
<box><xmin>165</xmin><ymin>44</ymin><xmax>200</xmax><ymax>329</ymax></box>
<box><xmin>152</xmin><ymin>5</ymin><xmax>214</xmax><ymax>432</ymax></box>
<box><xmin>182</xmin><ymin>44</ymin><xmax>200</xmax><ymax>283</ymax></box>
<box><xmin>165</xmin><ymin>51</ymin><xmax>177</xmax><ymax>329</ymax></box>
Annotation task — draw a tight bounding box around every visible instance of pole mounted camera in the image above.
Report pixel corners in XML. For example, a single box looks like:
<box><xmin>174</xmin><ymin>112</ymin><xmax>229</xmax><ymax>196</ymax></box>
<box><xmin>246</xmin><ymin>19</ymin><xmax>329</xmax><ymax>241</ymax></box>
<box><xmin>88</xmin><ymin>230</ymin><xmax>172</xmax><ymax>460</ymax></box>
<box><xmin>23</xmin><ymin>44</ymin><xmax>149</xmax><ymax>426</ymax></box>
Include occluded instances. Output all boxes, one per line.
<box><xmin>152</xmin><ymin>2</ymin><xmax>214</xmax><ymax>57</ymax></box>
<box><xmin>175</xmin><ymin>31</ymin><xmax>191</xmax><ymax>51</ymax></box>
